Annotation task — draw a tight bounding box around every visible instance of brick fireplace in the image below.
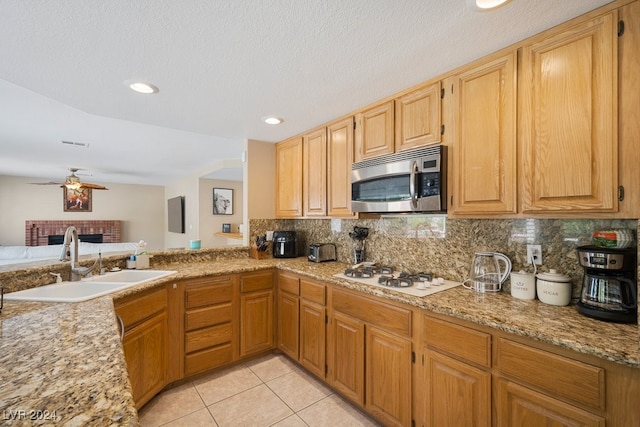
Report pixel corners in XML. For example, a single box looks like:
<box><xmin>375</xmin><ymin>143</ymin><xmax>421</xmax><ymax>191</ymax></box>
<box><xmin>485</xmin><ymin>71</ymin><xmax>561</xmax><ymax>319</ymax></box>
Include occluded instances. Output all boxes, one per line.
<box><xmin>25</xmin><ymin>220</ymin><xmax>121</xmax><ymax>246</ymax></box>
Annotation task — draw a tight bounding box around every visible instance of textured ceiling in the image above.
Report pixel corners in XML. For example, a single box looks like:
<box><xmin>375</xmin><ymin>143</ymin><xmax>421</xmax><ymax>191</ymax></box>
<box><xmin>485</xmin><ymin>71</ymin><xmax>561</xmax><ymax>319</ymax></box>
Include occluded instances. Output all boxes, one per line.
<box><xmin>0</xmin><ymin>0</ymin><xmax>613</xmax><ymax>185</ymax></box>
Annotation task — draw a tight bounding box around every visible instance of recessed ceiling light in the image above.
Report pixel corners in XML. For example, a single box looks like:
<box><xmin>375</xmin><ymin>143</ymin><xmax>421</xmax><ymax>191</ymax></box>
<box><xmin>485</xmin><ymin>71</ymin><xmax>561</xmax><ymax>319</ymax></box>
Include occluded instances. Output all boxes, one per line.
<box><xmin>125</xmin><ymin>81</ymin><xmax>159</xmax><ymax>94</ymax></box>
<box><xmin>263</xmin><ymin>117</ymin><xmax>283</xmax><ymax>125</ymax></box>
<box><xmin>470</xmin><ymin>0</ymin><xmax>511</xmax><ymax>11</ymax></box>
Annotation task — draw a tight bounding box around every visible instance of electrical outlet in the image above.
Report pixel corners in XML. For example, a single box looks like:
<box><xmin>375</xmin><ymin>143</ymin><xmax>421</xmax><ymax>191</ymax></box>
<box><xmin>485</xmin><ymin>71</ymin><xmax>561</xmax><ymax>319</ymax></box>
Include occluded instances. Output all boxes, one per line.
<box><xmin>266</xmin><ymin>231</ymin><xmax>274</xmax><ymax>241</ymax></box>
<box><xmin>526</xmin><ymin>244</ymin><xmax>542</xmax><ymax>265</ymax></box>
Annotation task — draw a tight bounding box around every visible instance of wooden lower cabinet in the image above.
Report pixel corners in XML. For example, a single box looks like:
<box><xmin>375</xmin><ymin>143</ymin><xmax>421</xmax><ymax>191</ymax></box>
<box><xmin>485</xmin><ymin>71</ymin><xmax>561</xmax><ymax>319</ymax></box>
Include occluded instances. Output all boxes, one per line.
<box><xmin>277</xmin><ymin>291</ymin><xmax>299</xmax><ymax>359</ymax></box>
<box><xmin>120</xmin><ymin>268</ymin><xmax>640</xmax><ymax>426</ymax></box>
<box><xmin>419</xmin><ymin>314</ymin><xmax>491</xmax><ymax>427</ymax></box>
<box><xmin>328</xmin><ymin>311</ymin><xmax>365</xmax><ymax>405</ymax></box>
<box><xmin>366</xmin><ymin>326</ymin><xmax>412</xmax><ymax>427</ymax></box>
<box><xmin>329</xmin><ymin>288</ymin><xmax>413</xmax><ymax>426</ymax></box>
<box><xmin>239</xmin><ymin>270</ymin><xmax>275</xmax><ymax>357</ymax></box>
<box><xmin>183</xmin><ymin>275</ymin><xmax>238</xmax><ymax>376</ymax></box>
<box><xmin>277</xmin><ymin>271</ymin><xmax>300</xmax><ymax>359</ymax></box>
<box><xmin>299</xmin><ymin>299</ymin><xmax>326</xmax><ymax>378</ymax></box>
<box><xmin>494</xmin><ymin>378</ymin><xmax>605</xmax><ymax>427</ymax></box>
<box><xmin>115</xmin><ymin>287</ymin><xmax>168</xmax><ymax>409</ymax></box>
<box><xmin>423</xmin><ymin>350</ymin><xmax>490</xmax><ymax>427</ymax></box>
<box><xmin>121</xmin><ymin>313</ymin><xmax>167</xmax><ymax>408</ymax></box>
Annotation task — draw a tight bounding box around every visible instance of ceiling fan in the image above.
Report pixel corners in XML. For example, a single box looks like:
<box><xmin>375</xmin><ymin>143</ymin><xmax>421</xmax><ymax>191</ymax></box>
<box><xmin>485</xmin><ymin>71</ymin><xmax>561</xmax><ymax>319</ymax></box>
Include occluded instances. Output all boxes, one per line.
<box><xmin>30</xmin><ymin>168</ymin><xmax>109</xmax><ymax>190</ymax></box>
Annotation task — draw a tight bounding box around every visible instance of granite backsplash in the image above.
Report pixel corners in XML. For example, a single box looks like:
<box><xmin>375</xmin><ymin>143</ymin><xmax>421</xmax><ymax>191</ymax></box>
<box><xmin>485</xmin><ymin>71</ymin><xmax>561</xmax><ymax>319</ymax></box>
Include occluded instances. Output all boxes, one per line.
<box><xmin>250</xmin><ymin>217</ymin><xmax>639</xmax><ymax>302</ymax></box>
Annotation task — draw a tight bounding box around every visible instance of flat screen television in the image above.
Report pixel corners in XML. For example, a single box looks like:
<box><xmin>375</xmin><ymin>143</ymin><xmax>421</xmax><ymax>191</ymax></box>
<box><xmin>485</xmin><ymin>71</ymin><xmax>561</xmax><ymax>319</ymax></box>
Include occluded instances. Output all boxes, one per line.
<box><xmin>167</xmin><ymin>196</ymin><xmax>185</xmax><ymax>233</ymax></box>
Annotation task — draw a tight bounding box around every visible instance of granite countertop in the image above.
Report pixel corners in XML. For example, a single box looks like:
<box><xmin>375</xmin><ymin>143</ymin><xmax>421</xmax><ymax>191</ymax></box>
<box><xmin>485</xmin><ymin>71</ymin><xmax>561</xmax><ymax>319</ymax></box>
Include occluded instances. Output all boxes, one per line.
<box><xmin>0</xmin><ymin>298</ymin><xmax>137</xmax><ymax>426</ymax></box>
<box><xmin>1</xmin><ymin>254</ymin><xmax>638</xmax><ymax>425</ymax></box>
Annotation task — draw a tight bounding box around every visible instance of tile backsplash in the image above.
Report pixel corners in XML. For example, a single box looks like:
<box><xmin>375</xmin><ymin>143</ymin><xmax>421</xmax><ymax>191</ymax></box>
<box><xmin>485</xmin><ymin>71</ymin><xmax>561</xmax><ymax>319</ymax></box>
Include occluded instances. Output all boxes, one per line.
<box><xmin>251</xmin><ymin>217</ymin><xmax>638</xmax><ymax>301</ymax></box>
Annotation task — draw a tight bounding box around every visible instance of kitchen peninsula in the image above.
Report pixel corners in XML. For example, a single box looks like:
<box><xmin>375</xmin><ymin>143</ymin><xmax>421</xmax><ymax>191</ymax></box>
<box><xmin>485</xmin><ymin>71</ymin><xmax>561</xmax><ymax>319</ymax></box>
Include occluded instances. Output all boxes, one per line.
<box><xmin>1</xmin><ymin>247</ymin><xmax>639</xmax><ymax>426</ymax></box>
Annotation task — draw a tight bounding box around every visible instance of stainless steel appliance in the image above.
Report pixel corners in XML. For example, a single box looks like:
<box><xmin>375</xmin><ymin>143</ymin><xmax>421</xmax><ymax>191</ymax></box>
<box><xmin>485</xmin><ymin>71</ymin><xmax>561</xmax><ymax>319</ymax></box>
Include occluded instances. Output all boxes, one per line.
<box><xmin>272</xmin><ymin>231</ymin><xmax>298</xmax><ymax>258</ymax></box>
<box><xmin>308</xmin><ymin>243</ymin><xmax>337</xmax><ymax>263</ymax></box>
<box><xmin>351</xmin><ymin>145</ymin><xmax>446</xmax><ymax>214</ymax></box>
<box><xmin>576</xmin><ymin>245</ymin><xmax>637</xmax><ymax>323</ymax></box>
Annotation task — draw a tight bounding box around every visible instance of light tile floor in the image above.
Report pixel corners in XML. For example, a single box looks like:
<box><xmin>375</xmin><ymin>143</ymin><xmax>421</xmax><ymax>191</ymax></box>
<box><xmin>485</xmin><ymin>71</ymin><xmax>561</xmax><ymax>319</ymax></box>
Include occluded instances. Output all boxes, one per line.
<box><xmin>138</xmin><ymin>354</ymin><xmax>381</xmax><ymax>427</ymax></box>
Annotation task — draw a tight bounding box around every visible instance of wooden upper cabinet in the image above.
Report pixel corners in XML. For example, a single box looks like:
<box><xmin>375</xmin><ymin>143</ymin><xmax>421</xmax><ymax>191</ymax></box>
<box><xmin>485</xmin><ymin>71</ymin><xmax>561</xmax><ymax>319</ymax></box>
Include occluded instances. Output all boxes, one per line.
<box><xmin>617</xmin><ymin>1</ymin><xmax>640</xmax><ymax>219</ymax></box>
<box><xmin>519</xmin><ymin>12</ymin><xmax>618</xmax><ymax>213</ymax></box>
<box><xmin>275</xmin><ymin>136</ymin><xmax>303</xmax><ymax>218</ymax></box>
<box><xmin>354</xmin><ymin>100</ymin><xmax>395</xmax><ymax>162</ymax></box>
<box><xmin>327</xmin><ymin>116</ymin><xmax>356</xmax><ymax>217</ymax></box>
<box><xmin>446</xmin><ymin>52</ymin><xmax>517</xmax><ymax>215</ymax></box>
<box><xmin>303</xmin><ymin>127</ymin><xmax>327</xmax><ymax>217</ymax></box>
<box><xmin>395</xmin><ymin>81</ymin><xmax>442</xmax><ymax>152</ymax></box>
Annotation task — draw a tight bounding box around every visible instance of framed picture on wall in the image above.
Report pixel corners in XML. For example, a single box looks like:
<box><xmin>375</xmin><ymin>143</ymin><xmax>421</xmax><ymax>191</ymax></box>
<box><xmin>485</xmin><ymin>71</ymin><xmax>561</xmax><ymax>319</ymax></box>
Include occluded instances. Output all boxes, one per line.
<box><xmin>213</xmin><ymin>188</ymin><xmax>233</xmax><ymax>215</ymax></box>
<box><xmin>63</xmin><ymin>187</ymin><xmax>92</xmax><ymax>212</ymax></box>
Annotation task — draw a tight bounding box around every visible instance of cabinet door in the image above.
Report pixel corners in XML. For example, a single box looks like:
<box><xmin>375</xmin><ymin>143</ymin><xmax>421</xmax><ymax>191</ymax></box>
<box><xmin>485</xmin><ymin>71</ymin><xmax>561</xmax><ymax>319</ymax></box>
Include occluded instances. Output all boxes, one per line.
<box><xmin>395</xmin><ymin>82</ymin><xmax>441</xmax><ymax>152</ymax></box>
<box><xmin>277</xmin><ymin>291</ymin><xmax>299</xmax><ymax>360</ymax></box>
<box><xmin>303</xmin><ymin>127</ymin><xmax>327</xmax><ymax>216</ymax></box>
<box><xmin>447</xmin><ymin>52</ymin><xmax>517</xmax><ymax>215</ymax></box>
<box><xmin>618</xmin><ymin>1</ymin><xmax>640</xmax><ymax>218</ymax></box>
<box><xmin>300</xmin><ymin>299</ymin><xmax>326</xmax><ymax>378</ymax></box>
<box><xmin>122</xmin><ymin>312</ymin><xmax>168</xmax><ymax>409</ymax></box>
<box><xmin>354</xmin><ymin>100</ymin><xmax>395</xmax><ymax>162</ymax></box>
<box><xmin>327</xmin><ymin>116</ymin><xmax>356</xmax><ymax>217</ymax></box>
<box><xmin>519</xmin><ymin>12</ymin><xmax>617</xmax><ymax>213</ymax></box>
<box><xmin>328</xmin><ymin>311</ymin><xmax>365</xmax><ymax>405</ymax></box>
<box><xmin>366</xmin><ymin>326</ymin><xmax>412</xmax><ymax>427</ymax></box>
<box><xmin>495</xmin><ymin>378</ymin><xmax>605</xmax><ymax>427</ymax></box>
<box><xmin>423</xmin><ymin>350</ymin><xmax>490</xmax><ymax>427</ymax></box>
<box><xmin>240</xmin><ymin>290</ymin><xmax>274</xmax><ymax>357</ymax></box>
<box><xmin>275</xmin><ymin>136</ymin><xmax>303</xmax><ymax>218</ymax></box>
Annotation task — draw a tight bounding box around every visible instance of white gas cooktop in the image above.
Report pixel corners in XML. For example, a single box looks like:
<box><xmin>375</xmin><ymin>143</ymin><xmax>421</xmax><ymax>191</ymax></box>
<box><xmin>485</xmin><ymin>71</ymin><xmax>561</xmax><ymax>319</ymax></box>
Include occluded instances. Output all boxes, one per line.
<box><xmin>333</xmin><ymin>272</ymin><xmax>461</xmax><ymax>297</ymax></box>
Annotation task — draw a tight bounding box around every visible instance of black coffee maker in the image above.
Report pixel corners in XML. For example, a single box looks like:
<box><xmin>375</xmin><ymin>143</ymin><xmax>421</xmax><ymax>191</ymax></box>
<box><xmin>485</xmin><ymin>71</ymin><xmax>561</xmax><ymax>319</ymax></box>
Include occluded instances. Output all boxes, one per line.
<box><xmin>576</xmin><ymin>245</ymin><xmax>637</xmax><ymax>323</ymax></box>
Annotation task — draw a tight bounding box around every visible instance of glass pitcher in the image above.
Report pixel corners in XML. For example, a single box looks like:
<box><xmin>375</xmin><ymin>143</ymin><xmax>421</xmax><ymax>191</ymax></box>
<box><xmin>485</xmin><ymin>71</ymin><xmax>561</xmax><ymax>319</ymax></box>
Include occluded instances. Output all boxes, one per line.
<box><xmin>463</xmin><ymin>252</ymin><xmax>512</xmax><ymax>293</ymax></box>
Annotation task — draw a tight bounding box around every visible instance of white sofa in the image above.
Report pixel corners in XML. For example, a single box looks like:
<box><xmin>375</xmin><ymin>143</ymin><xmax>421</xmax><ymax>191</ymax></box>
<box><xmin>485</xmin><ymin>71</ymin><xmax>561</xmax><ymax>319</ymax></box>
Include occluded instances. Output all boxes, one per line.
<box><xmin>0</xmin><ymin>242</ymin><xmax>139</xmax><ymax>266</ymax></box>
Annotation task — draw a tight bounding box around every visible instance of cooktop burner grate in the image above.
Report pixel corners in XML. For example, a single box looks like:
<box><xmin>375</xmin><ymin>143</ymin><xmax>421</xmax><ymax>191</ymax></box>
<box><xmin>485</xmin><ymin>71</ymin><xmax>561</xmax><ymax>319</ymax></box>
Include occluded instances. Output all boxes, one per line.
<box><xmin>337</xmin><ymin>264</ymin><xmax>461</xmax><ymax>297</ymax></box>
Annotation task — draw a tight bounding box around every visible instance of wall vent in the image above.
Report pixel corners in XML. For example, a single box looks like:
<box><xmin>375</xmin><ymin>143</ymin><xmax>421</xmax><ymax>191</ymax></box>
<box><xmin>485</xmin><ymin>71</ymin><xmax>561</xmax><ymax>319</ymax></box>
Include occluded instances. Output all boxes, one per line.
<box><xmin>61</xmin><ymin>140</ymin><xmax>90</xmax><ymax>148</ymax></box>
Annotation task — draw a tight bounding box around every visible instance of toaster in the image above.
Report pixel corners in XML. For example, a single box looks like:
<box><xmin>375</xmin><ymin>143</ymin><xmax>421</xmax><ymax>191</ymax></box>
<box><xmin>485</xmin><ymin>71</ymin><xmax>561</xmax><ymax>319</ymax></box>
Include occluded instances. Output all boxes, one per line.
<box><xmin>308</xmin><ymin>243</ymin><xmax>337</xmax><ymax>263</ymax></box>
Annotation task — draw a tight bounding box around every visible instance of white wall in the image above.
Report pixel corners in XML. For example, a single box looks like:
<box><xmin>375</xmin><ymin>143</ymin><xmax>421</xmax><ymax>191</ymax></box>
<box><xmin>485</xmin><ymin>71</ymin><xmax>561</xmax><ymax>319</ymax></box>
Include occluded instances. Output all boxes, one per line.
<box><xmin>0</xmin><ymin>175</ymin><xmax>165</xmax><ymax>248</ymax></box>
<box><xmin>164</xmin><ymin>175</ymin><xmax>200</xmax><ymax>249</ymax></box>
<box><xmin>199</xmin><ymin>178</ymin><xmax>243</xmax><ymax>248</ymax></box>
<box><xmin>246</xmin><ymin>139</ymin><xmax>275</xmax><ymax>221</ymax></box>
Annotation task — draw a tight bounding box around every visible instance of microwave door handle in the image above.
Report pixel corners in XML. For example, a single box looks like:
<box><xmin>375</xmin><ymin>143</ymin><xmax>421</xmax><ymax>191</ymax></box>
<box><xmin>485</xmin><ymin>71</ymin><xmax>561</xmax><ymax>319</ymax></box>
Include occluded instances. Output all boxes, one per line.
<box><xmin>409</xmin><ymin>160</ymin><xmax>418</xmax><ymax>209</ymax></box>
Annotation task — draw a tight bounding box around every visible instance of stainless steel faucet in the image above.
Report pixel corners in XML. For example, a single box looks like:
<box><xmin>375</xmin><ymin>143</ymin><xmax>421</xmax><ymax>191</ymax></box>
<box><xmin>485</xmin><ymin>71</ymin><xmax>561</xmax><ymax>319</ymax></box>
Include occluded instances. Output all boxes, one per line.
<box><xmin>59</xmin><ymin>226</ymin><xmax>101</xmax><ymax>281</ymax></box>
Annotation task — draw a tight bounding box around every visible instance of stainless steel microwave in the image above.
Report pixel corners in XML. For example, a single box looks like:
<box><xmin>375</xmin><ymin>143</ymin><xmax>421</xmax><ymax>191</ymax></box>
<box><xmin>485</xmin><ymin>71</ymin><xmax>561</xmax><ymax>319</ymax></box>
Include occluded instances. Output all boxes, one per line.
<box><xmin>351</xmin><ymin>145</ymin><xmax>447</xmax><ymax>214</ymax></box>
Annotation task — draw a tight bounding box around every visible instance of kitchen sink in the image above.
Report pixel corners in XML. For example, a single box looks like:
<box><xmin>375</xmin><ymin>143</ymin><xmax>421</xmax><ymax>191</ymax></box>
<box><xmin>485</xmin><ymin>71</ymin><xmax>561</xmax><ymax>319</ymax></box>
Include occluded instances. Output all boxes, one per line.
<box><xmin>4</xmin><ymin>269</ymin><xmax>176</xmax><ymax>303</ymax></box>
<box><xmin>82</xmin><ymin>269</ymin><xmax>176</xmax><ymax>283</ymax></box>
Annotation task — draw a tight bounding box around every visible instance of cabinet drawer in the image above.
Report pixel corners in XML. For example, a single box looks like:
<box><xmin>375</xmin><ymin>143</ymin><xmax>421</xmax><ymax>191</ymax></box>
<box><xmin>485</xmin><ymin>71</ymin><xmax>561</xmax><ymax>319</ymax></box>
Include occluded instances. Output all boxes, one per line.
<box><xmin>185</xmin><ymin>303</ymin><xmax>233</xmax><ymax>331</ymax></box>
<box><xmin>424</xmin><ymin>316</ymin><xmax>491</xmax><ymax>368</ymax></box>
<box><xmin>185</xmin><ymin>343</ymin><xmax>234</xmax><ymax>376</ymax></box>
<box><xmin>240</xmin><ymin>270</ymin><xmax>274</xmax><ymax>293</ymax></box>
<box><xmin>496</xmin><ymin>337</ymin><xmax>605</xmax><ymax>411</ymax></box>
<box><xmin>185</xmin><ymin>280</ymin><xmax>233</xmax><ymax>309</ymax></box>
<box><xmin>278</xmin><ymin>272</ymin><xmax>300</xmax><ymax>295</ymax></box>
<box><xmin>300</xmin><ymin>279</ymin><xmax>325</xmax><ymax>305</ymax></box>
<box><xmin>185</xmin><ymin>323</ymin><xmax>233</xmax><ymax>353</ymax></box>
<box><xmin>116</xmin><ymin>287</ymin><xmax>167</xmax><ymax>329</ymax></box>
<box><xmin>332</xmin><ymin>288</ymin><xmax>411</xmax><ymax>338</ymax></box>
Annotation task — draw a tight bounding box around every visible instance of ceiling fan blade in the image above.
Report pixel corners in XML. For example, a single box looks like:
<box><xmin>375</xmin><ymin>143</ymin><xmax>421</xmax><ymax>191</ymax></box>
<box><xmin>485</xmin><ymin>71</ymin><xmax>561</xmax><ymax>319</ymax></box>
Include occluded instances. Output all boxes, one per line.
<box><xmin>77</xmin><ymin>182</ymin><xmax>109</xmax><ymax>190</ymax></box>
<box><xmin>29</xmin><ymin>181</ymin><xmax>64</xmax><ymax>185</ymax></box>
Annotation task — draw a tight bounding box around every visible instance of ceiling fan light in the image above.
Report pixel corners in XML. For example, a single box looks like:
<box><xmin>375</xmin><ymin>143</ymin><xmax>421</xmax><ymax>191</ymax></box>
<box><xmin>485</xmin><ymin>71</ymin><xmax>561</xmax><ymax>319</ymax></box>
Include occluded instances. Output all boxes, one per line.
<box><xmin>65</xmin><ymin>182</ymin><xmax>81</xmax><ymax>190</ymax></box>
